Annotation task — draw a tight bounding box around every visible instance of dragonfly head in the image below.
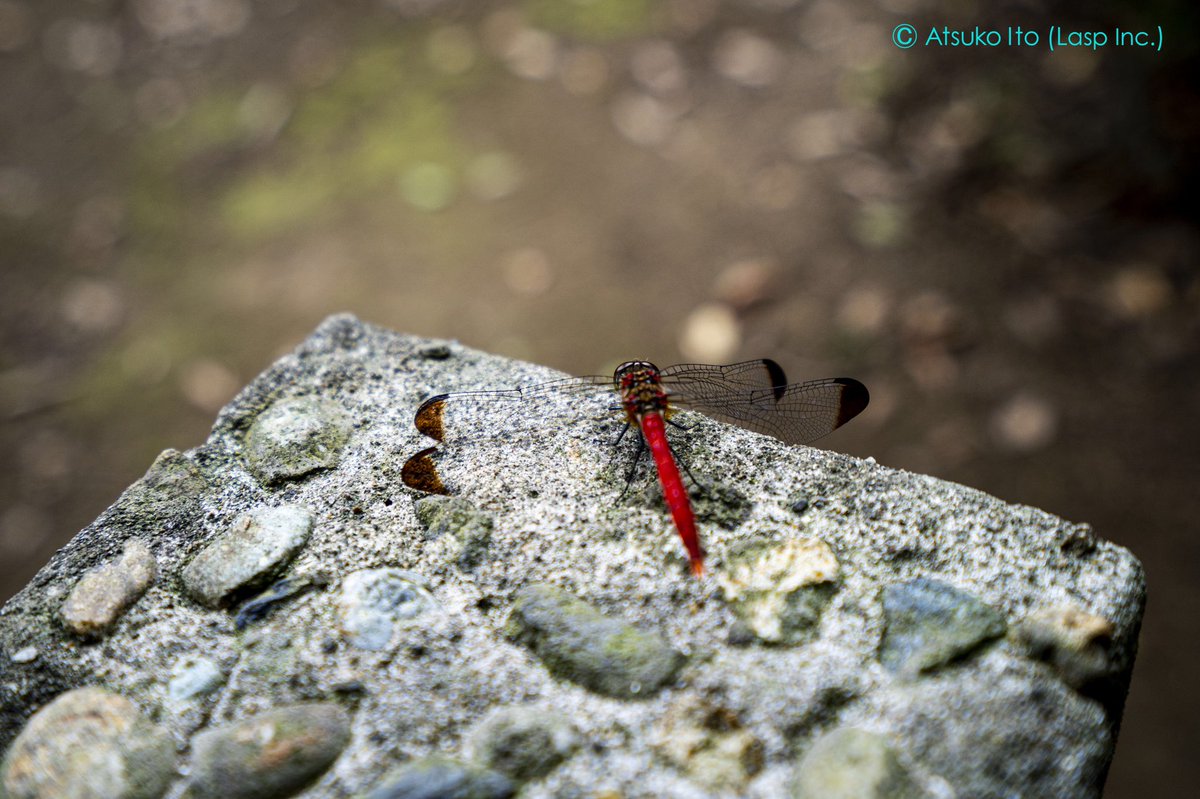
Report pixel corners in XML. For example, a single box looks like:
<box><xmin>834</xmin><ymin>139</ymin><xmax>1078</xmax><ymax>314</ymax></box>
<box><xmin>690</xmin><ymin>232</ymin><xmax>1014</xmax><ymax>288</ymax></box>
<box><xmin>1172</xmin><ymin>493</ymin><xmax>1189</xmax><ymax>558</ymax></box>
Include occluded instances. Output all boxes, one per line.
<box><xmin>613</xmin><ymin>360</ymin><xmax>661</xmax><ymax>388</ymax></box>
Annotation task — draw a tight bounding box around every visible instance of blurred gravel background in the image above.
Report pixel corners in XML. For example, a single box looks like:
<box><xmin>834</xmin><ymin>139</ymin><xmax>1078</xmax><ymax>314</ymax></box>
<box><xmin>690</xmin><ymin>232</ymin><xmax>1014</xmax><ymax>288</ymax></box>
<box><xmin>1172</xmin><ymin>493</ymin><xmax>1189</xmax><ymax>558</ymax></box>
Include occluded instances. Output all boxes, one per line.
<box><xmin>1</xmin><ymin>0</ymin><xmax>1196</xmax><ymax>795</ymax></box>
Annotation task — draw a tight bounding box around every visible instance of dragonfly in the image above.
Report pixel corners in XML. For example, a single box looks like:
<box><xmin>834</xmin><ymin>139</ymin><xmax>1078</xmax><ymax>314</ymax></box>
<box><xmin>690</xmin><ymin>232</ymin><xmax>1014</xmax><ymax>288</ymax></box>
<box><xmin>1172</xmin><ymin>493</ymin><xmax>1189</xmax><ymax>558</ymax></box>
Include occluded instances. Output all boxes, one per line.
<box><xmin>402</xmin><ymin>359</ymin><xmax>868</xmax><ymax>578</ymax></box>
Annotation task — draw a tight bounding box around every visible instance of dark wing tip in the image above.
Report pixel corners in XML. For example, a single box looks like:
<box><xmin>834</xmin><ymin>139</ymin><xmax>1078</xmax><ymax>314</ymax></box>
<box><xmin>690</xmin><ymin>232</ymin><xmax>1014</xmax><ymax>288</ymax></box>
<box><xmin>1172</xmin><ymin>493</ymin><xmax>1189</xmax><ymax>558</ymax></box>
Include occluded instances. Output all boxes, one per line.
<box><xmin>413</xmin><ymin>395</ymin><xmax>450</xmax><ymax>441</ymax></box>
<box><xmin>402</xmin><ymin>446</ymin><xmax>448</xmax><ymax>494</ymax></box>
<box><xmin>762</xmin><ymin>358</ymin><xmax>789</xmax><ymax>401</ymax></box>
<box><xmin>833</xmin><ymin>378</ymin><xmax>870</xmax><ymax>428</ymax></box>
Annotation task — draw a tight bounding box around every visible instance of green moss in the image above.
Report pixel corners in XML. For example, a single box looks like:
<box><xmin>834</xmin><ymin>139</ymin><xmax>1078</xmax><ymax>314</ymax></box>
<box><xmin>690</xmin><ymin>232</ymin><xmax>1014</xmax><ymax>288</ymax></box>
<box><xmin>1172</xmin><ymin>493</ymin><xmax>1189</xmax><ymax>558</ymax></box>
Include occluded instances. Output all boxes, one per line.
<box><xmin>167</xmin><ymin>93</ymin><xmax>247</xmax><ymax>158</ymax></box>
<box><xmin>115</xmin><ymin>449</ymin><xmax>208</xmax><ymax>522</ymax></box>
<box><xmin>852</xmin><ymin>201</ymin><xmax>908</xmax><ymax>249</ymax></box>
<box><xmin>129</xmin><ymin>30</ymin><xmax>484</xmax><ymax>246</ymax></box>
<box><xmin>220</xmin><ymin>166</ymin><xmax>336</xmax><ymax>238</ymax></box>
<box><xmin>129</xmin><ymin>92</ymin><xmax>247</xmax><ymax>238</ymax></box>
<box><xmin>221</xmin><ymin>74</ymin><xmax>467</xmax><ymax>235</ymax></box>
<box><xmin>523</xmin><ymin>0</ymin><xmax>657</xmax><ymax>40</ymax></box>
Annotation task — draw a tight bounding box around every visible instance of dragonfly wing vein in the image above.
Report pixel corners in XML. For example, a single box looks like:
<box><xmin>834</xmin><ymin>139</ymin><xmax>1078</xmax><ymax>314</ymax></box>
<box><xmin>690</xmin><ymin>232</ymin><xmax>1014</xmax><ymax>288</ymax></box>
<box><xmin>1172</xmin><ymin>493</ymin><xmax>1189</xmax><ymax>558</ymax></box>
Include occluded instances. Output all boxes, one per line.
<box><xmin>410</xmin><ymin>375</ymin><xmax>616</xmax><ymax>450</ymax></box>
<box><xmin>665</xmin><ymin>372</ymin><xmax>869</xmax><ymax>446</ymax></box>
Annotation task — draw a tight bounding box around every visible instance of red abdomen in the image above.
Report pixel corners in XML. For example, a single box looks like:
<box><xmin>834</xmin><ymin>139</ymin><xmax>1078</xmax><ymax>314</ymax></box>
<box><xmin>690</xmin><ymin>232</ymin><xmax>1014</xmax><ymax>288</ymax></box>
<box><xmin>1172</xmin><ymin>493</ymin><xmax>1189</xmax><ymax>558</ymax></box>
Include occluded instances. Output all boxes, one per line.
<box><xmin>639</xmin><ymin>412</ymin><xmax>704</xmax><ymax>576</ymax></box>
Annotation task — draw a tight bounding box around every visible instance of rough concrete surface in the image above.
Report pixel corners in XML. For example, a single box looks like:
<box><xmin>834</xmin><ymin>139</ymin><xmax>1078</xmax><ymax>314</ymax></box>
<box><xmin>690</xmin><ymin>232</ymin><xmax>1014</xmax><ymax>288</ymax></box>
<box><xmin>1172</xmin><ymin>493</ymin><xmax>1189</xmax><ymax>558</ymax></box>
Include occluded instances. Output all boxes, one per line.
<box><xmin>0</xmin><ymin>314</ymin><xmax>1145</xmax><ymax>799</ymax></box>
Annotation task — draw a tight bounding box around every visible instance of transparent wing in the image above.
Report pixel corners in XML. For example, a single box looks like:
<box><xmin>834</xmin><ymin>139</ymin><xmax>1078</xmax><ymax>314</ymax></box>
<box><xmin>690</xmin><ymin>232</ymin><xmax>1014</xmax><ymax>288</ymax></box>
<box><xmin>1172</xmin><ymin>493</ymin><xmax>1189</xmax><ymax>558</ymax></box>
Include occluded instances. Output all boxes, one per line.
<box><xmin>402</xmin><ymin>374</ymin><xmax>617</xmax><ymax>493</ymax></box>
<box><xmin>410</xmin><ymin>374</ymin><xmax>614</xmax><ymax>444</ymax></box>
<box><xmin>660</xmin><ymin>360</ymin><xmax>869</xmax><ymax>446</ymax></box>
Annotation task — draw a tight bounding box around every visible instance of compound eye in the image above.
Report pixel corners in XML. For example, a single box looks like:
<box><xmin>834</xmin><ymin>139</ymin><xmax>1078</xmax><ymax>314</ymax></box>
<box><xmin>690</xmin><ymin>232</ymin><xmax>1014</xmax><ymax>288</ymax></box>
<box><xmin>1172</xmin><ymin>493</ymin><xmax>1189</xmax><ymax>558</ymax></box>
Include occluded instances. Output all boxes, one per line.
<box><xmin>614</xmin><ymin>360</ymin><xmax>658</xmax><ymax>381</ymax></box>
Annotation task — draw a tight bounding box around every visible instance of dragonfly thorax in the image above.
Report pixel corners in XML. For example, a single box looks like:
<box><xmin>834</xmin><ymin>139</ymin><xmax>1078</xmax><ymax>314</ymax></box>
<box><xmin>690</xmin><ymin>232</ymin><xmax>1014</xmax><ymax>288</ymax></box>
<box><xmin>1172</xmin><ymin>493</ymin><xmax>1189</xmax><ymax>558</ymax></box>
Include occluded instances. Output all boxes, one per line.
<box><xmin>613</xmin><ymin>361</ymin><xmax>670</xmax><ymax>422</ymax></box>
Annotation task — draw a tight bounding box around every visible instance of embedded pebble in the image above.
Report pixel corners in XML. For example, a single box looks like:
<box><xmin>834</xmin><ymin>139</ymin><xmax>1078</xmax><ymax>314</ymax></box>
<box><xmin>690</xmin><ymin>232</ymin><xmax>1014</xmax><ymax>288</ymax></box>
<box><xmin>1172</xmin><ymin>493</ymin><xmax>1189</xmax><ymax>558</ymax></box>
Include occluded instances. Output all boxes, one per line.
<box><xmin>60</xmin><ymin>540</ymin><xmax>157</xmax><ymax>636</ymax></box>
<box><xmin>879</xmin><ymin>577</ymin><xmax>1007</xmax><ymax>675</ymax></box>
<box><xmin>791</xmin><ymin>727</ymin><xmax>926</xmax><ymax>799</ymax></box>
<box><xmin>118</xmin><ymin>448</ymin><xmax>208</xmax><ymax>521</ymax></box>
<box><xmin>505</xmin><ymin>583</ymin><xmax>684</xmax><ymax>698</ymax></box>
<box><xmin>1056</xmin><ymin>522</ymin><xmax>1098</xmax><ymax>557</ymax></box>
<box><xmin>336</xmin><ymin>568</ymin><xmax>436</xmax><ymax>650</ymax></box>
<box><xmin>365</xmin><ymin>756</ymin><xmax>514</xmax><ymax>799</ymax></box>
<box><xmin>418</xmin><ymin>343</ymin><xmax>453</xmax><ymax>360</ymax></box>
<box><xmin>466</xmin><ymin>704</ymin><xmax>579</xmax><ymax>782</ymax></box>
<box><xmin>242</xmin><ymin>396</ymin><xmax>352</xmax><ymax>484</ymax></box>
<box><xmin>0</xmin><ymin>686</ymin><xmax>174</xmax><ymax>799</ymax></box>
<box><xmin>414</xmin><ymin>496</ymin><xmax>494</xmax><ymax>570</ymax></box>
<box><xmin>653</xmin><ymin>695</ymin><xmax>763</xmax><ymax>792</ymax></box>
<box><xmin>167</xmin><ymin>656</ymin><xmax>225</xmax><ymax>703</ymax></box>
<box><xmin>10</xmin><ymin>646</ymin><xmax>38</xmax><ymax>664</ymax></box>
<box><xmin>181</xmin><ymin>504</ymin><xmax>313</xmax><ymax>608</ymax></box>
<box><xmin>183</xmin><ymin>703</ymin><xmax>350</xmax><ymax>799</ymax></box>
<box><xmin>1012</xmin><ymin>603</ymin><xmax>1114</xmax><ymax>689</ymax></box>
<box><xmin>883</xmin><ymin>663</ymin><xmax>1110</xmax><ymax>796</ymax></box>
<box><xmin>717</xmin><ymin>537</ymin><xmax>839</xmax><ymax>644</ymax></box>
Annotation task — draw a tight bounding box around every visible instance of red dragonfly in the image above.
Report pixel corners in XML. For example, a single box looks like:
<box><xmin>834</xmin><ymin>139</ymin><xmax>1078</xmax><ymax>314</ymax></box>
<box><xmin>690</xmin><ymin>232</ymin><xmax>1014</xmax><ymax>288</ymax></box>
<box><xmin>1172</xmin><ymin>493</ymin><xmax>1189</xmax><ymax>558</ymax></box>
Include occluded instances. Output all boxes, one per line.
<box><xmin>402</xmin><ymin>359</ymin><xmax>868</xmax><ymax>577</ymax></box>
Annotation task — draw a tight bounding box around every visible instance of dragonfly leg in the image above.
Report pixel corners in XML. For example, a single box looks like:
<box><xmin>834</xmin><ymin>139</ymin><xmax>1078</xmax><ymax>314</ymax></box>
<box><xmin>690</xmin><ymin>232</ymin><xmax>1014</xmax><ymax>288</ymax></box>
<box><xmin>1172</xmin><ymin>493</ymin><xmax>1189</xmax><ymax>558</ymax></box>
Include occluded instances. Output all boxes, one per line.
<box><xmin>662</xmin><ymin>417</ymin><xmax>708</xmax><ymax>494</ymax></box>
<box><xmin>617</xmin><ymin>434</ymin><xmax>648</xmax><ymax>502</ymax></box>
<box><xmin>666</xmin><ymin>436</ymin><xmax>710</xmax><ymax>497</ymax></box>
<box><xmin>606</xmin><ymin>422</ymin><xmax>632</xmax><ymax>470</ymax></box>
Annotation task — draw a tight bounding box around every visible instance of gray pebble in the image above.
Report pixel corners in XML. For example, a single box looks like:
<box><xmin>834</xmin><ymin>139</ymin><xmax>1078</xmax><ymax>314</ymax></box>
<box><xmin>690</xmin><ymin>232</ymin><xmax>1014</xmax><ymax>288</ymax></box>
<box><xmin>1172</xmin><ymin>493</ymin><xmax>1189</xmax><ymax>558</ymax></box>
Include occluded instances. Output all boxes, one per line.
<box><xmin>183</xmin><ymin>703</ymin><xmax>350</xmax><ymax>799</ymax></box>
<box><xmin>792</xmin><ymin>727</ymin><xmax>927</xmax><ymax>799</ymax></box>
<box><xmin>167</xmin><ymin>656</ymin><xmax>225</xmax><ymax>703</ymax></box>
<box><xmin>182</xmin><ymin>505</ymin><xmax>313</xmax><ymax>608</ymax></box>
<box><xmin>466</xmin><ymin>704</ymin><xmax>578</xmax><ymax>782</ymax></box>
<box><xmin>365</xmin><ymin>756</ymin><xmax>514</xmax><ymax>799</ymax></box>
<box><xmin>505</xmin><ymin>583</ymin><xmax>684</xmax><ymax>699</ymax></box>
<box><xmin>882</xmin><ymin>663</ymin><xmax>1111</xmax><ymax>797</ymax></box>
<box><xmin>879</xmin><ymin>577</ymin><xmax>1006</xmax><ymax>675</ymax></box>
<box><xmin>243</xmin><ymin>397</ymin><xmax>352</xmax><ymax>484</ymax></box>
<box><xmin>1012</xmin><ymin>603</ymin><xmax>1115</xmax><ymax>690</ymax></box>
<box><xmin>336</xmin><ymin>568</ymin><xmax>437</xmax><ymax>650</ymax></box>
<box><xmin>10</xmin><ymin>646</ymin><xmax>38</xmax><ymax>664</ymax></box>
<box><xmin>0</xmin><ymin>686</ymin><xmax>174</xmax><ymax>799</ymax></box>
<box><xmin>414</xmin><ymin>496</ymin><xmax>493</xmax><ymax>570</ymax></box>
<box><xmin>60</xmin><ymin>540</ymin><xmax>157</xmax><ymax>636</ymax></box>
